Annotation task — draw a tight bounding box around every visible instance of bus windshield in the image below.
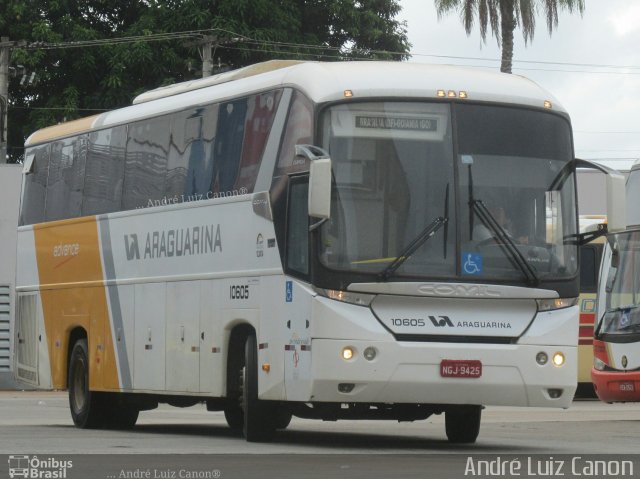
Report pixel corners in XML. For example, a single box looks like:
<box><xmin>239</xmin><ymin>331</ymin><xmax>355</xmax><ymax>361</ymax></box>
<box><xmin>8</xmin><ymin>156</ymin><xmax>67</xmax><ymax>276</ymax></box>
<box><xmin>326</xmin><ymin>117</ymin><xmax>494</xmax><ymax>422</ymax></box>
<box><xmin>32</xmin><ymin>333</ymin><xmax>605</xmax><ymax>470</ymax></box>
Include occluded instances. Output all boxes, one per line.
<box><xmin>600</xmin><ymin>230</ymin><xmax>640</xmax><ymax>336</ymax></box>
<box><xmin>319</xmin><ymin>101</ymin><xmax>577</xmax><ymax>284</ymax></box>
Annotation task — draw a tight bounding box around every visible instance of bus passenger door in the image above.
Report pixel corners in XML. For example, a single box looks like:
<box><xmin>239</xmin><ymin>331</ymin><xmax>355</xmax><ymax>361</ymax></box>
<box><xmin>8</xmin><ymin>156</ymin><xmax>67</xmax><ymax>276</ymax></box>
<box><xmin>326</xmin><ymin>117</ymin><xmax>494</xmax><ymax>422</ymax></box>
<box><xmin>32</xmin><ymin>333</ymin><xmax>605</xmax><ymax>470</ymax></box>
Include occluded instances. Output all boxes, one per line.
<box><xmin>283</xmin><ymin>279</ymin><xmax>313</xmax><ymax>401</ymax></box>
<box><xmin>283</xmin><ymin>176</ymin><xmax>314</xmax><ymax>400</ymax></box>
<box><xmin>15</xmin><ymin>293</ymin><xmax>40</xmax><ymax>386</ymax></box>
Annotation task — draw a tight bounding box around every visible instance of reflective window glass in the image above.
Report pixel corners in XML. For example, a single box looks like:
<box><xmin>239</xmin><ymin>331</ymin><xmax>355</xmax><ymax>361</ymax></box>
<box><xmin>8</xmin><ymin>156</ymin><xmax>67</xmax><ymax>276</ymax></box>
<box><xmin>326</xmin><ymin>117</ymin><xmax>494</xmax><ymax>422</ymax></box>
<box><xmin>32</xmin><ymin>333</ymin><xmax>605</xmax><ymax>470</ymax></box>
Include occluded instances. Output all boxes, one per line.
<box><xmin>45</xmin><ymin>136</ymin><xmax>87</xmax><ymax>221</ymax></box>
<box><xmin>123</xmin><ymin>117</ymin><xmax>170</xmax><ymax>209</ymax></box>
<box><xmin>20</xmin><ymin>145</ymin><xmax>50</xmax><ymax>225</ymax></box>
<box><xmin>83</xmin><ymin>126</ymin><xmax>127</xmax><ymax>215</ymax></box>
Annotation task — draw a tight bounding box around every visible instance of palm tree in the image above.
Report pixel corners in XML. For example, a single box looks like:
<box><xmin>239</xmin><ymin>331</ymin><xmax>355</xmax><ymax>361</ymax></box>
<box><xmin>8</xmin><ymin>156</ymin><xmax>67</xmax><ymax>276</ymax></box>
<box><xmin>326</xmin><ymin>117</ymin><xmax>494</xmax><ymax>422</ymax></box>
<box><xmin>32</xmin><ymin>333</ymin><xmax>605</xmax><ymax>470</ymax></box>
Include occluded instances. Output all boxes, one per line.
<box><xmin>434</xmin><ymin>0</ymin><xmax>585</xmax><ymax>73</ymax></box>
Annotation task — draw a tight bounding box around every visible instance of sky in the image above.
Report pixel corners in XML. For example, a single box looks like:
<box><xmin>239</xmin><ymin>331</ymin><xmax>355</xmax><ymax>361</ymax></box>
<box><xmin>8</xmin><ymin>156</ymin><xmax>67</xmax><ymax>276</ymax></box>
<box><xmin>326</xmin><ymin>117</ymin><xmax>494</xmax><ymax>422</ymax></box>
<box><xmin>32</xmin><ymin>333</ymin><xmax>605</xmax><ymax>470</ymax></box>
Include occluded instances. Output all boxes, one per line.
<box><xmin>397</xmin><ymin>0</ymin><xmax>640</xmax><ymax>171</ymax></box>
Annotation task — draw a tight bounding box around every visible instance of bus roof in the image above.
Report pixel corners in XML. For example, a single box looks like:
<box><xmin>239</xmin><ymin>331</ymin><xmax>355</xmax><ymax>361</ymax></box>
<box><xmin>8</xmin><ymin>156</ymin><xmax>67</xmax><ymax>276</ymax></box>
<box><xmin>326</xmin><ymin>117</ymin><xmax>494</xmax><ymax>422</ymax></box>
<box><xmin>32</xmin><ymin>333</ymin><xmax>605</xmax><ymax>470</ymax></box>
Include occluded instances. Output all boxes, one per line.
<box><xmin>25</xmin><ymin>60</ymin><xmax>566</xmax><ymax>147</ymax></box>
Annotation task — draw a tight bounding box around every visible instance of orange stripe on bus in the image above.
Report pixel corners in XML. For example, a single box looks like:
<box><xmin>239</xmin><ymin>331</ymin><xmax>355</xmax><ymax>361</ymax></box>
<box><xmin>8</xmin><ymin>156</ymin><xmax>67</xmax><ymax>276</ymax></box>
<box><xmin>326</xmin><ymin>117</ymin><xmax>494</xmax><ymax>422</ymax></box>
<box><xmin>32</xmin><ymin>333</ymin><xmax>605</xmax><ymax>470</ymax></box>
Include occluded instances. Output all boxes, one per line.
<box><xmin>33</xmin><ymin>218</ymin><xmax>120</xmax><ymax>391</ymax></box>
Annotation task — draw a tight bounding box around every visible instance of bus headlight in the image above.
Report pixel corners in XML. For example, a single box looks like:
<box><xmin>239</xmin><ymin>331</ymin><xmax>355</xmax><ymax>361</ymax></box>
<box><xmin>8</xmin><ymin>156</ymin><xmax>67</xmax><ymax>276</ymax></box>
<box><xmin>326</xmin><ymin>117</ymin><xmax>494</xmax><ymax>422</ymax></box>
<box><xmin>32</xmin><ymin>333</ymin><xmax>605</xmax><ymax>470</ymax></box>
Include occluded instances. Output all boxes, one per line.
<box><xmin>536</xmin><ymin>297</ymin><xmax>578</xmax><ymax>312</ymax></box>
<box><xmin>552</xmin><ymin>352</ymin><xmax>565</xmax><ymax>367</ymax></box>
<box><xmin>317</xmin><ymin>288</ymin><xmax>375</xmax><ymax>307</ymax></box>
<box><xmin>342</xmin><ymin>347</ymin><xmax>355</xmax><ymax>360</ymax></box>
<box><xmin>593</xmin><ymin>357</ymin><xmax>606</xmax><ymax>371</ymax></box>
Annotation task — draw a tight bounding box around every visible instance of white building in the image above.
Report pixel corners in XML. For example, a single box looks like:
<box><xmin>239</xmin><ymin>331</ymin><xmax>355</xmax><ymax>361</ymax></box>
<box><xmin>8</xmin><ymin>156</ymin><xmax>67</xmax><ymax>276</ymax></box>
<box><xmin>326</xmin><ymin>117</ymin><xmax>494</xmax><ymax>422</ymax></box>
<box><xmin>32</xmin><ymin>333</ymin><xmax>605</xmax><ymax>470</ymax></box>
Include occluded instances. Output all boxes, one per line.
<box><xmin>0</xmin><ymin>164</ymin><xmax>22</xmax><ymax>388</ymax></box>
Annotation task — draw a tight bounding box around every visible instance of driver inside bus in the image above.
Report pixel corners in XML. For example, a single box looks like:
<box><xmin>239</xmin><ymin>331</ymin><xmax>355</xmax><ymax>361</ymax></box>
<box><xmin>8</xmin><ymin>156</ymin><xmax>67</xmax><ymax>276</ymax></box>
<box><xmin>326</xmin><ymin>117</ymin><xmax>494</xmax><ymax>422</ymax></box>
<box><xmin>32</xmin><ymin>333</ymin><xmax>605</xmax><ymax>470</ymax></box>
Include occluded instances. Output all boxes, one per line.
<box><xmin>474</xmin><ymin>204</ymin><xmax>529</xmax><ymax>245</ymax></box>
<box><xmin>474</xmin><ymin>205</ymin><xmax>511</xmax><ymax>240</ymax></box>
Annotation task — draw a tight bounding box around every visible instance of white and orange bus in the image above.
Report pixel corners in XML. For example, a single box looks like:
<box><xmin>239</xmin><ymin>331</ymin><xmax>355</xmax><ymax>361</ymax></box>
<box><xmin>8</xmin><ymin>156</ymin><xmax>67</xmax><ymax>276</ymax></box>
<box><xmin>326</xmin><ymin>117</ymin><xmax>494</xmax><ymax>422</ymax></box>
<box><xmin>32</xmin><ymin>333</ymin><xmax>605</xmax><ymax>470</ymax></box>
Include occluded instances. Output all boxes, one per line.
<box><xmin>593</xmin><ymin>162</ymin><xmax>640</xmax><ymax>402</ymax></box>
<box><xmin>14</xmin><ymin>60</ymin><xmax>624</xmax><ymax>443</ymax></box>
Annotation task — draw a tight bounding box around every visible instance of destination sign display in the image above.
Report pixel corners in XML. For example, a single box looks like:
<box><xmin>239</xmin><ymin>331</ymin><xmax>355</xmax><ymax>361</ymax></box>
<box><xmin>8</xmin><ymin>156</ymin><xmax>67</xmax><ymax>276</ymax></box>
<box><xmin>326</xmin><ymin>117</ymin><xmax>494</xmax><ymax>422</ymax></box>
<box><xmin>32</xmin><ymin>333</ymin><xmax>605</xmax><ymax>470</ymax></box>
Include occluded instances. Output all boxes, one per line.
<box><xmin>355</xmin><ymin>115</ymin><xmax>438</xmax><ymax>132</ymax></box>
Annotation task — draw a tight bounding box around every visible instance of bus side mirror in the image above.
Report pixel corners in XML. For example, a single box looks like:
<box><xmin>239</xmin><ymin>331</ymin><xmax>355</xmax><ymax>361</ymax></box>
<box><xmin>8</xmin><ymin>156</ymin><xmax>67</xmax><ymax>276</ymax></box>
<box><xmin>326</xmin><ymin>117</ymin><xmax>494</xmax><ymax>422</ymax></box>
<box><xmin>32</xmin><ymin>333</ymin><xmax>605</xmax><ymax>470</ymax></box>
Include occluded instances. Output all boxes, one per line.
<box><xmin>308</xmin><ymin>157</ymin><xmax>332</xmax><ymax>219</ymax></box>
<box><xmin>294</xmin><ymin>145</ymin><xmax>332</xmax><ymax>220</ymax></box>
<box><xmin>606</xmin><ymin>170</ymin><xmax>626</xmax><ymax>232</ymax></box>
<box><xmin>23</xmin><ymin>152</ymin><xmax>35</xmax><ymax>175</ymax></box>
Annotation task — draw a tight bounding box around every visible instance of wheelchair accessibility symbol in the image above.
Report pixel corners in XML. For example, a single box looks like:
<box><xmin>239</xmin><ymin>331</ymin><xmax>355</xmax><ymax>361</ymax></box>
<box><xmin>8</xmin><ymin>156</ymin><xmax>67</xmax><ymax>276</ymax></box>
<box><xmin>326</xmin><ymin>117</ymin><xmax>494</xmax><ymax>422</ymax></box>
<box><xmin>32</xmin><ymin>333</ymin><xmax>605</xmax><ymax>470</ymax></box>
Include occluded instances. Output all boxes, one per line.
<box><xmin>462</xmin><ymin>252</ymin><xmax>483</xmax><ymax>275</ymax></box>
<box><xmin>286</xmin><ymin>280</ymin><xmax>293</xmax><ymax>303</ymax></box>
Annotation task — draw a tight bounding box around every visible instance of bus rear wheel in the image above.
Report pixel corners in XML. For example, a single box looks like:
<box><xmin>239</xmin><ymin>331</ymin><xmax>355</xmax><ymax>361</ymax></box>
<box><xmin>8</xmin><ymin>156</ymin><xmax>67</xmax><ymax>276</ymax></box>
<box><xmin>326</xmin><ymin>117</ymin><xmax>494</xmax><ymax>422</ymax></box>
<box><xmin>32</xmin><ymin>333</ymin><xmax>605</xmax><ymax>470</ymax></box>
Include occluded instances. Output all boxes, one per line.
<box><xmin>445</xmin><ymin>405</ymin><xmax>482</xmax><ymax>444</ymax></box>
<box><xmin>242</xmin><ymin>334</ymin><xmax>277</xmax><ymax>442</ymax></box>
<box><xmin>68</xmin><ymin>339</ymin><xmax>104</xmax><ymax>429</ymax></box>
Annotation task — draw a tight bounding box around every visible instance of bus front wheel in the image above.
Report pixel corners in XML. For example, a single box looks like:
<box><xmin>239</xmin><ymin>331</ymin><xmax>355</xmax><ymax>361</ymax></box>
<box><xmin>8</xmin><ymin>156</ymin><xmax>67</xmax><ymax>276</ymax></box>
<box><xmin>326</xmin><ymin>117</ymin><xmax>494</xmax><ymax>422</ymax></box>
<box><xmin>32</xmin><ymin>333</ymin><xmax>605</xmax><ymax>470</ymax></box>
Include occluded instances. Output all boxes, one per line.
<box><xmin>242</xmin><ymin>334</ymin><xmax>277</xmax><ymax>442</ymax></box>
<box><xmin>224</xmin><ymin>404</ymin><xmax>243</xmax><ymax>430</ymax></box>
<box><xmin>445</xmin><ymin>405</ymin><xmax>482</xmax><ymax>444</ymax></box>
<box><xmin>68</xmin><ymin>339</ymin><xmax>104</xmax><ymax>428</ymax></box>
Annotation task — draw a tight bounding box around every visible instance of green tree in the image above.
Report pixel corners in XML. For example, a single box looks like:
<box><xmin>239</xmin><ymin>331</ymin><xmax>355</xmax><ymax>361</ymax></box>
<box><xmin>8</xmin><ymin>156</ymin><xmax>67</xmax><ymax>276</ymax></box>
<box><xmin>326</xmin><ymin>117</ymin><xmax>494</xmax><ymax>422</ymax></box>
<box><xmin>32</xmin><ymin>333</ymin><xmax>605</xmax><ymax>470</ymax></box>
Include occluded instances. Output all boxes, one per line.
<box><xmin>434</xmin><ymin>0</ymin><xmax>584</xmax><ymax>73</ymax></box>
<box><xmin>1</xmin><ymin>0</ymin><xmax>409</xmax><ymax>163</ymax></box>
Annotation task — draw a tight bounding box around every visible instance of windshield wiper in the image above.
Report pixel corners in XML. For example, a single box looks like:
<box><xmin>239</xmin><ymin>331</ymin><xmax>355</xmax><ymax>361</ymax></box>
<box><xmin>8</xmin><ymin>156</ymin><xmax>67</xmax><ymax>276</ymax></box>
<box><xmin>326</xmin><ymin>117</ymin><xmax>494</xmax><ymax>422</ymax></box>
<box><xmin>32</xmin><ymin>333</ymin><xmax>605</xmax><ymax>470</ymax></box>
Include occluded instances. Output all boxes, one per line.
<box><xmin>470</xmin><ymin>199</ymin><xmax>540</xmax><ymax>287</ymax></box>
<box><xmin>378</xmin><ymin>216</ymin><xmax>447</xmax><ymax>281</ymax></box>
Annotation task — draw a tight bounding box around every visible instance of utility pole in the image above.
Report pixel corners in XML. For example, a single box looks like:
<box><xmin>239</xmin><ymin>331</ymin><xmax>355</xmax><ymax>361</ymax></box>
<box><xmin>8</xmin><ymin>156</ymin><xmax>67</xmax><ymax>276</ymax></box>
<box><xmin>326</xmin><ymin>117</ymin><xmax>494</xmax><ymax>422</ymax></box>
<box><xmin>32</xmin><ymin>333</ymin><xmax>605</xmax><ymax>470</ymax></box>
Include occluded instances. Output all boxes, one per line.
<box><xmin>201</xmin><ymin>35</ymin><xmax>215</xmax><ymax>78</ymax></box>
<box><xmin>0</xmin><ymin>36</ymin><xmax>9</xmax><ymax>164</ymax></box>
<box><xmin>183</xmin><ymin>35</ymin><xmax>224</xmax><ymax>78</ymax></box>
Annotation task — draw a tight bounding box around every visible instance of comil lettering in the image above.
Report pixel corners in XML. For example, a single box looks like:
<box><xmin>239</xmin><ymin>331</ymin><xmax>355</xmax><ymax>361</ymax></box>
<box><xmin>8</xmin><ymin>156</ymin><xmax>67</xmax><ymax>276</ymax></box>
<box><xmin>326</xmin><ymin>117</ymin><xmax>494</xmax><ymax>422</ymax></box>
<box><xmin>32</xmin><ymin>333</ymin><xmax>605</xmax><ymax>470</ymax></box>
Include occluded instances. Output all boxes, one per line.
<box><xmin>418</xmin><ymin>283</ymin><xmax>502</xmax><ymax>298</ymax></box>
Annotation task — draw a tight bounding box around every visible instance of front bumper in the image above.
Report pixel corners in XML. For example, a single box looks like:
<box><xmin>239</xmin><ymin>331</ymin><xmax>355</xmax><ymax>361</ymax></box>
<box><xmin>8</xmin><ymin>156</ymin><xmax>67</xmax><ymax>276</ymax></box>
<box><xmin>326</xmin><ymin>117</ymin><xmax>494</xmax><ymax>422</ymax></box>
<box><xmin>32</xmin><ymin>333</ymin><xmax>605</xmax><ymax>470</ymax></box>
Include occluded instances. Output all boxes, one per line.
<box><xmin>592</xmin><ymin>368</ymin><xmax>640</xmax><ymax>403</ymax></box>
<box><xmin>308</xmin><ymin>338</ymin><xmax>577</xmax><ymax>408</ymax></box>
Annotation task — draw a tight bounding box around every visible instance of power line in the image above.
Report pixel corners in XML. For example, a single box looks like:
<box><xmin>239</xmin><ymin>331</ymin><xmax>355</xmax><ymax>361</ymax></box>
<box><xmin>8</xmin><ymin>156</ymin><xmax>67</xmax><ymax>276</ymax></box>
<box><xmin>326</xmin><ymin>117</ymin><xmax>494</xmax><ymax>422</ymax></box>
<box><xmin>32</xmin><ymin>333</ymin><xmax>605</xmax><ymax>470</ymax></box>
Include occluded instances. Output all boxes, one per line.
<box><xmin>575</xmin><ymin>131</ymin><xmax>640</xmax><ymax>134</ymax></box>
<box><xmin>9</xmin><ymin>26</ymin><xmax>640</xmax><ymax>76</ymax></box>
<box><xmin>11</xmin><ymin>106</ymin><xmax>110</xmax><ymax>111</ymax></box>
<box><xmin>584</xmin><ymin>160</ymin><xmax>640</xmax><ymax>163</ymax></box>
<box><xmin>15</xmin><ymin>30</ymin><xmax>213</xmax><ymax>51</ymax></box>
<box><xmin>407</xmin><ymin>52</ymin><xmax>640</xmax><ymax>70</ymax></box>
<box><xmin>218</xmin><ymin>45</ymin><xmax>367</xmax><ymax>62</ymax></box>
<box><xmin>513</xmin><ymin>66</ymin><xmax>640</xmax><ymax>75</ymax></box>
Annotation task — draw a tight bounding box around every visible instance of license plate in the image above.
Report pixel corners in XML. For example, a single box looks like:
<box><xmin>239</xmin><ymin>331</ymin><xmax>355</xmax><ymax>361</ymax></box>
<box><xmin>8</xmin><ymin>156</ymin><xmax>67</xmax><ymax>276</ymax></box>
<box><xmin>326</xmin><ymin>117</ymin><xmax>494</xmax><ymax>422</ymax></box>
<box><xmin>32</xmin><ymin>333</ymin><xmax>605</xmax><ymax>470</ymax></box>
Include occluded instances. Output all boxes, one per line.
<box><xmin>619</xmin><ymin>382</ymin><xmax>635</xmax><ymax>392</ymax></box>
<box><xmin>440</xmin><ymin>359</ymin><xmax>482</xmax><ymax>378</ymax></box>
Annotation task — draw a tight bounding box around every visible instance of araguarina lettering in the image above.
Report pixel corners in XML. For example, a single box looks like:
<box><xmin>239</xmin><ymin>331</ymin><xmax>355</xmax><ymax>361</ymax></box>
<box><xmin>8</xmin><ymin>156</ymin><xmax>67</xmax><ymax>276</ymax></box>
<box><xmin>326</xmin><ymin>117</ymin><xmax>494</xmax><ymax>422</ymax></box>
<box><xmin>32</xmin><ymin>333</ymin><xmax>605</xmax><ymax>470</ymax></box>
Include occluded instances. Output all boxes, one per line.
<box><xmin>124</xmin><ymin>224</ymin><xmax>222</xmax><ymax>261</ymax></box>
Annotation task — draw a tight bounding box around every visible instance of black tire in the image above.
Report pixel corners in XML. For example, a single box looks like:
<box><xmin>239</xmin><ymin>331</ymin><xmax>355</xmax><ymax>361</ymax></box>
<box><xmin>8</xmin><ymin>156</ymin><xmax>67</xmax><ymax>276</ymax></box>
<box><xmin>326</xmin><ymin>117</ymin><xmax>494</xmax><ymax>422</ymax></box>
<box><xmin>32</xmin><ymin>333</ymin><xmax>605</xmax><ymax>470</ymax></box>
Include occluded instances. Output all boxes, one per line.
<box><xmin>68</xmin><ymin>339</ymin><xmax>104</xmax><ymax>429</ymax></box>
<box><xmin>275</xmin><ymin>407</ymin><xmax>293</xmax><ymax>430</ymax></box>
<box><xmin>242</xmin><ymin>334</ymin><xmax>277</xmax><ymax>442</ymax></box>
<box><xmin>224</xmin><ymin>405</ymin><xmax>244</xmax><ymax>430</ymax></box>
<box><xmin>445</xmin><ymin>405</ymin><xmax>482</xmax><ymax>444</ymax></box>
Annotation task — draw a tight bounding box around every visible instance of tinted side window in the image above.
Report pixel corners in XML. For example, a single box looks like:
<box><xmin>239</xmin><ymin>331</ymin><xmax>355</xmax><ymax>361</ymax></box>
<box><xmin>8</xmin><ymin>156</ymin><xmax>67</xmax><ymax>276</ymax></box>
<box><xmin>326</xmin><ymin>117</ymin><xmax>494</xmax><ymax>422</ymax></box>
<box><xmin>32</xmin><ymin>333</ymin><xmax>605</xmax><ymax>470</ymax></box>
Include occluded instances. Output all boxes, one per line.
<box><xmin>212</xmin><ymin>99</ymin><xmax>248</xmax><ymax>195</ymax></box>
<box><xmin>236</xmin><ymin>90</ymin><xmax>282</xmax><ymax>193</ymax></box>
<box><xmin>166</xmin><ymin>103</ymin><xmax>218</xmax><ymax>202</ymax></box>
<box><xmin>20</xmin><ymin>145</ymin><xmax>50</xmax><ymax>225</ymax></box>
<box><xmin>83</xmin><ymin>126</ymin><xmax>126</xmax><ymax>216</ymax></box>
<box><xmin>45</xmin><ymin>136</ymin><xmax>87</xmax><ymax>221</ymax></box>
<box><xmin>165</xmin><ymin>91</ymin><xmax>281</xmax><ymax>204</ymax></box>
<box><xmin>123</xmin><ymin>117</ymin><xmax>170</xmax><ymax>210</ymax></box>
<box><xmin>275</xmin><ymin>91</ymin><xmax>314</xmax><ymax>176</ymax></box>
<box><xmin>286</xmin><ymin>177</ymin><xmax>309</xmax><ymax>276</ymax></box>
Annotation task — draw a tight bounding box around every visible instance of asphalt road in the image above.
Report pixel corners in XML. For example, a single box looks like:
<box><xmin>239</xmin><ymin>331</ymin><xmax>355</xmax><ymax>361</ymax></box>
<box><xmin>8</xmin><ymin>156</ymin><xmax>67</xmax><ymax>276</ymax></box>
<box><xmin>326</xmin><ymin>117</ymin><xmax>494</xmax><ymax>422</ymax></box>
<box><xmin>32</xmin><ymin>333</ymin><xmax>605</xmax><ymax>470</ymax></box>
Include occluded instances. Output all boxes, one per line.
<box><xmin>1</xmin><ymin>391</ymin><xmax>639</xmax><ymax>478</ymax></box>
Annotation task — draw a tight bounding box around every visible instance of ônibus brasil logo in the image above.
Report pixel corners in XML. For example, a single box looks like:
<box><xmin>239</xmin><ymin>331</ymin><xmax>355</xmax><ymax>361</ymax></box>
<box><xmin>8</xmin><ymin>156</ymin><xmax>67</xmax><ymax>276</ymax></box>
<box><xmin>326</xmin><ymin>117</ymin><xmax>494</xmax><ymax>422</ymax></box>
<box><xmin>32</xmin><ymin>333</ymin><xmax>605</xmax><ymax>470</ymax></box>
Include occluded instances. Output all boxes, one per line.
<box><xmin>8</xmin><ymin>455</ymin><xmax>73</xmax><ymax>479</ymax></box>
